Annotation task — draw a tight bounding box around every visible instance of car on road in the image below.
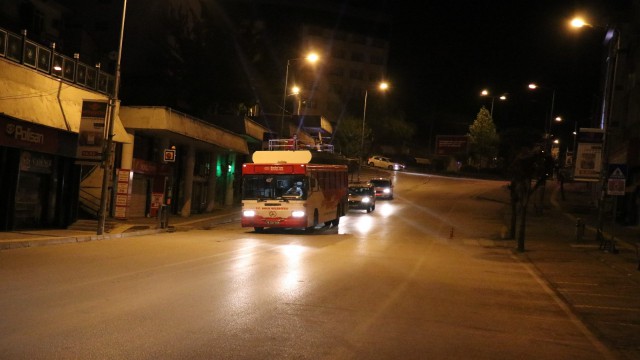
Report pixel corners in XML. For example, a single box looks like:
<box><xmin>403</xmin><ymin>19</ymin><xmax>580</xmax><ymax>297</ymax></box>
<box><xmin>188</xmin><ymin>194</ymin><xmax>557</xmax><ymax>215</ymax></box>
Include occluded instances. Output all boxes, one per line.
<box><xmin>369</xmin><ymin>178</ymin><xmax>394</xmax><ymax>200</ymax></box>
<box><xmin>348</xmin><ymin>182</ymin><xmax>376</xmax><ymax>213</ymax></box>
<box><xmin>367</xmin><ymin>155</ymin><xmax>405</xmax><ymax>171</ymax></box>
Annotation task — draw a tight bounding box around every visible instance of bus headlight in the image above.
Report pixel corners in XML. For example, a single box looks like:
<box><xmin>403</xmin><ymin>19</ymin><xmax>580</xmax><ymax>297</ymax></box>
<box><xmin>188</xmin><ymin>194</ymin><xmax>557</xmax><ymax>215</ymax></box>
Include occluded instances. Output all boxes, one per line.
<box><xmin>291</xmin><ymin>210</ymin><xmax>306</xmax><ymax>218</ymax></box>
<box><xmin>361</xmin><ymin>197</ymin><xmax>371</xmax><ymax>203</ymax></box>
<box><xmin>243</xmin><ymin>210</ymin><xmax>256</xmax><ymax>217</ymax></box>
<box><xmin>383</xmin><ymin>188</ymin><xmax>391</xmax><ymax>194</ymax></box>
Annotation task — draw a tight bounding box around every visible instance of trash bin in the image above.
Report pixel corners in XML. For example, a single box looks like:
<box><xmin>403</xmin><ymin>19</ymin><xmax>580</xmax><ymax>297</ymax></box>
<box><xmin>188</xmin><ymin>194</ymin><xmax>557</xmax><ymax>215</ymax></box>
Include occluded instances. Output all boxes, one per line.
<box><xmin>158</xmin><ymin>204</ymin><xmax>169</xmax><ymax>229</ymax></box>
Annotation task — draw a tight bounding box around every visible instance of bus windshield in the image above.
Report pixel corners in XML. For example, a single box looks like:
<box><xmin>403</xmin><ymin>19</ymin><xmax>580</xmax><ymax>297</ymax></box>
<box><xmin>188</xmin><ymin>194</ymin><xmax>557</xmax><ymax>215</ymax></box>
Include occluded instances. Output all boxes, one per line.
<box><xmin>242</xmin><ymin>175</ymin><xmax>307</xmax><ymax>200</ymax></box>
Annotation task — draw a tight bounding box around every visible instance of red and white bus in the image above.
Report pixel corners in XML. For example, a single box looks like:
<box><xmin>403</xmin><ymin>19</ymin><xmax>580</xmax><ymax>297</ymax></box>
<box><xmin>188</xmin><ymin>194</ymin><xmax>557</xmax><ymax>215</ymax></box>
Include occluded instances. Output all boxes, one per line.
<box><xmin>241</xmin><ymin>149</ymin><xmax>348</xmax><ymax>232</ymax></box>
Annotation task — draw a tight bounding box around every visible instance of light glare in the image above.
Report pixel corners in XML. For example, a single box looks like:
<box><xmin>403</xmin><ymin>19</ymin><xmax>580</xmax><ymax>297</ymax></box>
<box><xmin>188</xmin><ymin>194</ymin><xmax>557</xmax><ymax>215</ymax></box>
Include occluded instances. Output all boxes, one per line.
<box><xmin>243</xmin><ymin>210</ymin><xmax>256</xmax><ymax>217</ymax></box>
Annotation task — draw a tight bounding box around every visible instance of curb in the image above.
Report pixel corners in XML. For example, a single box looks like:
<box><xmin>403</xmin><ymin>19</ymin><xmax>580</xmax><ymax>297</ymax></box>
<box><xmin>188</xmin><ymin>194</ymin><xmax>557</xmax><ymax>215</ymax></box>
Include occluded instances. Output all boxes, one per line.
<box><xmin>0</xmin><ymin>211</ymin><xmax>242</xmax><ymax>250</ymax></box>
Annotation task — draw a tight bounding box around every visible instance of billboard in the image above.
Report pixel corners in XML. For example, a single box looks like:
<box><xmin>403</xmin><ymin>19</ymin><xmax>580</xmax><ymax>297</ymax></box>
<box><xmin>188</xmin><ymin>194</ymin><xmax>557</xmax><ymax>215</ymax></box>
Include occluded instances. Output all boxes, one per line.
<box><xmin>573</xmin><ymin>128</ymin><xmax>604</xmax><ymax>182</ymax></box>
<box><xmin>76</xmin><ymin>100</ymin><xmax>108</xmax><ymax>162</ymax></box>
<box><xmin>435</xmin><ymin>135</ymin><xmax>469</xmax><ymax>156</ymax></box>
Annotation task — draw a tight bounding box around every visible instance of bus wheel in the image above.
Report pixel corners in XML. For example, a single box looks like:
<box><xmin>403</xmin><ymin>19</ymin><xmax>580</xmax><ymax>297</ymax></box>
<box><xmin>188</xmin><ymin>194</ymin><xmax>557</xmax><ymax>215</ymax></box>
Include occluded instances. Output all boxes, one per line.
<box><xmin>307</xmin><ymin>211</ymin><xmax>319</xmax><ymax>231</ymax></box>
<box><xmin>331</xmin><ymin>208</ymin><xmax>340</xmax><ymax>227</ymax></box>
<box><xmin>254</xmin><ymin>227</ymin><xmax>264</xmax><ymax>233</ymax></box>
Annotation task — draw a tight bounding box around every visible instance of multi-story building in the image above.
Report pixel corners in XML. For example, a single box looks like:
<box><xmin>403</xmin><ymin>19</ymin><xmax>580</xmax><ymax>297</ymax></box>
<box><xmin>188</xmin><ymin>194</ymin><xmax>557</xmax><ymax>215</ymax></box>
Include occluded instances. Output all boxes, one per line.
<box><xmin>293</xmin><ymin>24</ymin><xmax>390</xmax><ymax>124</ymax></box>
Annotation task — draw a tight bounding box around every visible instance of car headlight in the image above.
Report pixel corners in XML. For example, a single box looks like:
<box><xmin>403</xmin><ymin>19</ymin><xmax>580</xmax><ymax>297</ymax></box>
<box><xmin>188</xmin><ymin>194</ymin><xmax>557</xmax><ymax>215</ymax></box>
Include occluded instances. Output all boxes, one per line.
<box><xmin>291</xmin><ymin>210</ymin><xmax>306</xmax><ymax>218</ymax></box>
<box><xmin>243</xmin><ymin>210</ymin><xmax>256</xmax><ymax>217</ymax></box>
<box><xmin>383</xmin><ymin>188</ymin><xmax>391</xmax><ymax>194</ymax></box>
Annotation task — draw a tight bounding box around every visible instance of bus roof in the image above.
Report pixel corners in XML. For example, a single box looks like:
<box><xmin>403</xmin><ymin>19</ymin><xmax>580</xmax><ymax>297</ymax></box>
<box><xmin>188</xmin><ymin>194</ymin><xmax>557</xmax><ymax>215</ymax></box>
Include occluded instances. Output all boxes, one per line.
<box><xmin>252</xmin><ymin>150</ymin><xmax>313</xmax><ymax>164</ymax></box>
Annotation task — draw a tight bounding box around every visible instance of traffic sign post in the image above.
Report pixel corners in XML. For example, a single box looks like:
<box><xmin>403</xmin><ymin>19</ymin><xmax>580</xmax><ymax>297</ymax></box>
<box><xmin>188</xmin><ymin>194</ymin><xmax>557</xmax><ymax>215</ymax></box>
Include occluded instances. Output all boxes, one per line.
<box><xmin>607</xmin><ymin>164</ymin><xmax>626</xmax><ymax>196</ymax></box>
<box><xmin>604</xmin><ymin>164</ymin><xmax>627</xmax><ymax>254</ymax></box>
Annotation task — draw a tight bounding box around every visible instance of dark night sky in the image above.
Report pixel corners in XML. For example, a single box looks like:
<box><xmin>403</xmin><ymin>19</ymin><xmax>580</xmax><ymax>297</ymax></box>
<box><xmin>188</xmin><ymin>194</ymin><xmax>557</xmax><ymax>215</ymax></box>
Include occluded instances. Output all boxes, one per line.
<box><xmin>56</xmin><ymin>0</ymin><xmax>633</xmax><ymax>146</ymax></box>
<box><xmin>386</xmin><ymin>1</ymin><xmax>634</xmax><ymax>141</ymax></box>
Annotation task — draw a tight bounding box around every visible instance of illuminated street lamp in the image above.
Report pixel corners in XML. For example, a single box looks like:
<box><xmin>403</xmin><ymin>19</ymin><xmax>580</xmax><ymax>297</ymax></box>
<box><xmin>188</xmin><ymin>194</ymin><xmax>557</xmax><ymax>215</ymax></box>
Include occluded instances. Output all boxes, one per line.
<box><xmin>359</xmin><ymin>81</ymin><xmax>389</xmax><ymax>180</ymax></box>
<box><xmin>281</xmin><ymin>53</ymin><xmax>319</xmax><ymax>137</ymax></box>
<box><xmin>570</xmin><ymin>17</ymin><xmax>593</xmax><ymax>29</ymax></box>
<box><xmin>291</xmin><ymin>85</ymin><xmax>301</xmax><ymax>115</ymax></box>
<box><xmin>480</xmin><ymin>89</ymin><xmax>507</xmax><ymax>116</ymax></box>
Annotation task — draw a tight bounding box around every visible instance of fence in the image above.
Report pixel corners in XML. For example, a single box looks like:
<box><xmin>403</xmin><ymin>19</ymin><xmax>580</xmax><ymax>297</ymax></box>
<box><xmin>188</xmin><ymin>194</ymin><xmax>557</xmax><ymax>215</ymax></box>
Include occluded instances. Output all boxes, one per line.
<box><xmin>0</xmin><ymin>27</ymin><xmax>114</xmax><ymax>95</ymax></box>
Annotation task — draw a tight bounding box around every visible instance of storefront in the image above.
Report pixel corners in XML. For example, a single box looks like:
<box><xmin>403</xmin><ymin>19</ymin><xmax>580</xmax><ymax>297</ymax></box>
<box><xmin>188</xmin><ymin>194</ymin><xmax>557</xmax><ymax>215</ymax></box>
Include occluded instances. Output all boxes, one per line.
<box><xmin>0</xmin><ymin>116</ymin><xmax>80</xmax><ymax>230</ymax></box>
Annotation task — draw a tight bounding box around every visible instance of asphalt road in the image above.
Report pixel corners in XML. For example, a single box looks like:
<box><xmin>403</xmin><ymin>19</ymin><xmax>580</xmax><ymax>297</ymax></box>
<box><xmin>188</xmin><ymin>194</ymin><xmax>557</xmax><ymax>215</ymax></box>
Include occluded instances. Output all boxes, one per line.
<box><xmin>0</xmin><ymin>170</ymin><xmax>619</xmax><ymax>359</ymax></box>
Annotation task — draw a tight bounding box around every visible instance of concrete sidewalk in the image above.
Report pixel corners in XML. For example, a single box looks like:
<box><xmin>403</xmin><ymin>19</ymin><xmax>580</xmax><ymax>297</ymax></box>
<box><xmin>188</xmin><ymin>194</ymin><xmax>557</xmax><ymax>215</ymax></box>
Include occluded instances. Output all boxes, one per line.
<box><xmin>515</xmin><ymin>180</ymin><xmax>640</xmax><ymax>359</ymax></box>
<box><xmin>0</xmin><ymin>206</ymin><xmax>242</xmax><ymax>250</ymax></box>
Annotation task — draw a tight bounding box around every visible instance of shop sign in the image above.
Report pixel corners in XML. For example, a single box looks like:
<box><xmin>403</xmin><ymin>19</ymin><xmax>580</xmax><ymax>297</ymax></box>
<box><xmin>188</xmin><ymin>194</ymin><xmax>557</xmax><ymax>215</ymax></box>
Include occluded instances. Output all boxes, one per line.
<box><xmin>114</xmin><ymin>169</ymin><xmax>132</xmax><ymax>219</ymax></box>
<box><xmin>77</xmin><ymin>100</ymin><xmax>107</xmax><ymax>162</ymax></box>
<box><xmin>574</xmin><ymin>128</ymin><xmax>604</xmax><ymax>182</ymax></box>
<box><xmin>19</xmin><ymin>151</ymin><xmax>53</xmax><ymax>174</ymax></box>
<box><xmin>1</xmin><ymin>117</ymin><xmax>76</xmax><ymax>157</ymax></box>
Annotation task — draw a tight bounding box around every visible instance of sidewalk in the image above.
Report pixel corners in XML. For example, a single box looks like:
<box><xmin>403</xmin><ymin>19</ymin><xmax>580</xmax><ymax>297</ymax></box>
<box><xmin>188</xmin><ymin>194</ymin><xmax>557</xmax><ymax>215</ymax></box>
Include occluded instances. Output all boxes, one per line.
<box><xmin>517</xmin><ymin>180</ymin><xmax>640</xmax><ymax>360</ymax></box>
<box><xmin>0</xmin><ymin>206</ymin><xmax>242</xmax><ymax>250</ymax></box>
<box><xmin>550</xmin><ymin>180</ymin><xmax>640</xmax><ymax>263</ymax></box>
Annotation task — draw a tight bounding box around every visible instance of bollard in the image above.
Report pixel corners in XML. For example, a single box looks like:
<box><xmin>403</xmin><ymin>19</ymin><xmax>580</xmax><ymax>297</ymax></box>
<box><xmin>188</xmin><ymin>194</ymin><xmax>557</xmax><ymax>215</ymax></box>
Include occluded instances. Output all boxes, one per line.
<box><xmin>575</xmin><ymin>218</ymin><xmax>585</xmax><ymax>243</ymax></box>
<box><xmin>157</xmin><ymin>204</ymin><xmax>169</xmax><ymax>229</ymax></box>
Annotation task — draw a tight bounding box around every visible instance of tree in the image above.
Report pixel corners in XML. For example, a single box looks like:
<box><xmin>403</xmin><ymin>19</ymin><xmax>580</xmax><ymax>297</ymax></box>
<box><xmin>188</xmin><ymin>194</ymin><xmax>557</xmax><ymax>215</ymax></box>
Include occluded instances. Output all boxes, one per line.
<box><xmin>368</xmin><ymin>111</ymin><xmax>415</xmax><ymax>154</ymax></box>
<box><xmin>501</xmin><ymin>127</ymin><xmax>552</xmax><ymax>251</ymax></box>
<box><xmin>333</xmin><ymin>116</ymin><xmax>370</xmax><ymax>159</ymax></box>
<box><xmin>468</xmin><ymin>106</ymin><xmax>499</xmax><ymax>168</ymax></box>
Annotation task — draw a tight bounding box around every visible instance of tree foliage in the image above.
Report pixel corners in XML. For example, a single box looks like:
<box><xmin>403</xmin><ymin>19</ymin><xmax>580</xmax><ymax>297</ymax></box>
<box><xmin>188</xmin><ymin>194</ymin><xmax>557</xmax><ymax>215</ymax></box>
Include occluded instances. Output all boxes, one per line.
<box><xmin>333</xmin><ymin>116</ymin><xmax>370</xmax><ymax>159</ymax></box>
<box><xmin>368</xmin><ymin>111</ymin><xmax>415</xmax><ymax>153</ymax></box>
<box><xmin>501</xmin><ymin>126</ymin><xmax>553</xmax><ymax>251</ymax></box>
<box><xmin>468</xmin><ymin>106</ymin><xmax>499</xmax><ymax>167</ymax></box>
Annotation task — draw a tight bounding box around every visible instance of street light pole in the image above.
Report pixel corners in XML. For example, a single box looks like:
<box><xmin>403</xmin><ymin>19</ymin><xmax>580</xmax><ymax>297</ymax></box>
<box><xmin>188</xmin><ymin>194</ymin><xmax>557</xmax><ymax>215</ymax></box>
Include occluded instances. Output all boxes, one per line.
<box><xmin>97</xmin><ymin>0</ymin><xmax>127</xmax><ymax>235</ymax></box>
<box><xmin>528</xmin><ymin>83</ymin><xmax>557</xmax><ymax>150</ymax></box>
<box><xmin>597</xmin><ymin>27</ymin><xmax>621</xmax><ymax>231</ymax></box>
<box><xmin>359</xmin><ymin>89</ymin><xmax>369</xmax><ymax>181</ymax></box>
<box><xmin>359</xmin><ymin>82</ymin><xmax>389</xmax><ymax>181</ymax></box>
<box><xmin>280</xmin><ymin>53</ymin><xmax>319</xmax><ymax>138</ymax></box>
<box><xmin>548</xmin><ymin>89</ymin><xmax>556</xmax><ymax>137</ymax></box>
<box><xmin>280</xmin><ymin>59</ymin><xmax>292</xmax><ymax>138</ymax></box>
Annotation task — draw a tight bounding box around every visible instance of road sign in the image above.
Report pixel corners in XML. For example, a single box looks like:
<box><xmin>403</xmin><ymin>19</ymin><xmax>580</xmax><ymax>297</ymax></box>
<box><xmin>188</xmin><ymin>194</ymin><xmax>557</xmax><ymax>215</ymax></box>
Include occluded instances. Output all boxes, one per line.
<box><xmin>607</xmin><ymin>164</ymin><xmax>626</xmax><ymax>196</ymax></box>
<box><xmin>164</xmin><ymin>149</ymin><xmax>176</xmax><ymax>162</ymax></box>
<box><xmin>608</xmin><ymin>165</ymin><xmax>626</xmax><ymax>179</ymax></box>
<box><xmin>608</xmin><ymin>178</ymin><xmax>626</xmax><ymax>196</ymax></box>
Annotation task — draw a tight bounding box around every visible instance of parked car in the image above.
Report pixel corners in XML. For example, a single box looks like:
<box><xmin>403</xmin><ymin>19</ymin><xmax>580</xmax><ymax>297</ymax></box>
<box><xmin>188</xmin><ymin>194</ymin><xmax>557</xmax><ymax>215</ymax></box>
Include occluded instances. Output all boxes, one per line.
<box><xmin>369</xmin><ymin>178</ymin><xmax>394</xmax><ymax>200</ymax></box>
<box><xmin>348</xmin><ymin>182</ymin><xmax>376</xmax><ymax>213</ymax></box>
<box><xmin>367</xmin><ymin>155</ymin><xmax>405</xmax><ymax>171</ymax></box>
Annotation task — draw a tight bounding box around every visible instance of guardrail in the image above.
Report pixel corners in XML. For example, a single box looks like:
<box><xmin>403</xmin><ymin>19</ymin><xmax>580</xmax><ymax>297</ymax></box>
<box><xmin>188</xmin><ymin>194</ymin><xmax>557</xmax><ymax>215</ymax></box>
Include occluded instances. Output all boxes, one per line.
<box><xmin>0</xmin><ymin>27</ymin><xmax>114</xmax><ymax>95</ymax></box>
<box><xmin>267</xmin><ymin>138</ymin><xmax>334</xmax><ymax>152</ymax></box>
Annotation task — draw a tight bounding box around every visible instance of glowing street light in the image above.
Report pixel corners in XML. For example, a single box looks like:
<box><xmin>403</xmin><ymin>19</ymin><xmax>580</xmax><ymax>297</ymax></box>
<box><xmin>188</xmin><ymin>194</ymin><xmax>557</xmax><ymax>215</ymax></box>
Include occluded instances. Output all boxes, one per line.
<box><xmin>570</xmin><ymin>17</ymin><xmax>592</xmax><ymax>29</ymax></box>
<box><xmin>480</xmin><ymin>89</ymin><xmax>507</xmax><ymax>116</ymax></box>
<box><xmin>281</xmin><ymin>52</ymin><xmax>319</xmax><ymax>137</ymax></box>
<box><xmin>291</xmin><ymin>85</ymin><xmax>301</xmax><ymax>115</ymax></box>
